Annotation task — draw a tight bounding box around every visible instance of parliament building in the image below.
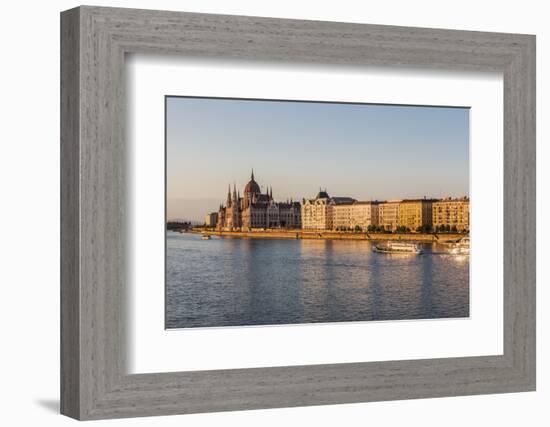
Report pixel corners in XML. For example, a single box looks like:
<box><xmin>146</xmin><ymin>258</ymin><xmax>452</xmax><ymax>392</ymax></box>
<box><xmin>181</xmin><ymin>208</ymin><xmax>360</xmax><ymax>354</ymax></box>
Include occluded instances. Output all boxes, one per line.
<box><xmin>216</xmin><ymin>170</ymin><xmax>301</xmax><ymax>230</ymax></box>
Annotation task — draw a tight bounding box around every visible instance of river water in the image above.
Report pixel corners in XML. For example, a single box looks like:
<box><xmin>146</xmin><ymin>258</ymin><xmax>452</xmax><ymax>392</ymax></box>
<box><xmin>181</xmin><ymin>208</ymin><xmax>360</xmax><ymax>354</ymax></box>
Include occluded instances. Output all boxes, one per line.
<box><xmin>166</xmin><ymin>232</ymin><xmax>469</xmax><ymax>329</ymax></box>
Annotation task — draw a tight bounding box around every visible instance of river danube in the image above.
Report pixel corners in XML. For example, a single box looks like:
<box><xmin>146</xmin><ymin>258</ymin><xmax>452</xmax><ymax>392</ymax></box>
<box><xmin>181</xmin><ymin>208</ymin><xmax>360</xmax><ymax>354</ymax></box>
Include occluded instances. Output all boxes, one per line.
<box><xmin>166</xmin><ymin>232</ymin><xmax>469</xmax><ymax>329</ymax></box>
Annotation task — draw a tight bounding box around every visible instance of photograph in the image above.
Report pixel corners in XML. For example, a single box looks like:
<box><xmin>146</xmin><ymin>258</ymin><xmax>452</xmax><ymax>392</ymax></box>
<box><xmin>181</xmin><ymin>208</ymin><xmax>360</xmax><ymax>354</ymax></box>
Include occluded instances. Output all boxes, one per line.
<box><xmin>165</xmin><ymin>96</ymin><xmax>471</xmax><ymax>329</ymax></box>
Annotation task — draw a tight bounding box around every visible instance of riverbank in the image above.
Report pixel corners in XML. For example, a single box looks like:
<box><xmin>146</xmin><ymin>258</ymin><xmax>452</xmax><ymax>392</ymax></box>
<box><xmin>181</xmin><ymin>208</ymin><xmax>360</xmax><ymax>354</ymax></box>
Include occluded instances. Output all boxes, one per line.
<box><xmin>191</xmin><ymin>229</ymin><xmax>466</xmax><ymax>242</ymax></box>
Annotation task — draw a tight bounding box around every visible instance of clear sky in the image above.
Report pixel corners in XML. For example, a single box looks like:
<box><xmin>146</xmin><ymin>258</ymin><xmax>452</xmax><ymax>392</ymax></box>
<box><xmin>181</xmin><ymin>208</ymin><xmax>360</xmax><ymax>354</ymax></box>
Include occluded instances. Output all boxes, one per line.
<box><xmin>166</xmin><ymin>96</ymin><xmax>469</xmax><ymax>221</ymax></box>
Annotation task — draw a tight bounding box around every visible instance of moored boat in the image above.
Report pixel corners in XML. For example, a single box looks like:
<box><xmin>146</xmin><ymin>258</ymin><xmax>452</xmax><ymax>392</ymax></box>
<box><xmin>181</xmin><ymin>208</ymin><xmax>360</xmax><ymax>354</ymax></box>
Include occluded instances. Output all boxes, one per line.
<box><xmin>449</xmin><ymin>236</ymin><xmax>469</xmax><ymax>254</ymax></box>
<box><xmin>201</xmin><ymin>234</ymin><xmax>211</xmax><ymax>240</ymax></box>
<box><xmin>373</xmin><ymin>241</ymin><xmax>422</xmax><ymax>254</ymax></box>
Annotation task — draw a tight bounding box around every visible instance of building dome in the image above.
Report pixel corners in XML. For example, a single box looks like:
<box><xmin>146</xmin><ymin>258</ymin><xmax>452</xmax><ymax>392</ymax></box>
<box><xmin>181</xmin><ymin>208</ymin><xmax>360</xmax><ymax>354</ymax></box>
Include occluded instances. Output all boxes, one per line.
<box><xmin>243</xmin><ymin>169</ymin><xmax>261</xmax><ymax>194</ymax></box>
<box><xmin>244</xmin><ymin>179</ymin><xmax>261</xmax><ymax>194</ymax></box>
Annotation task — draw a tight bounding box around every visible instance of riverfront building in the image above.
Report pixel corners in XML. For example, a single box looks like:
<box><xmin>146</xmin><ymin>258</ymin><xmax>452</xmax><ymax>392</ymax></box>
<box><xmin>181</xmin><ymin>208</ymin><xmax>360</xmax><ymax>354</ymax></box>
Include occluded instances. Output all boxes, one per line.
<box><xmin>331</xmin><ymin>201</ymin><xmax>380</xmax><ymax>231</ymax></box>
<box><xmin>432</xmin><ymin>198</ymin><xmax>470</xmax><ymax>231</ymax></box>
<box><xmin>398</xmin><ymin>199</ymin><xmax>435</xmax><ymax>231</ymax></box>
<box><xmin>301</xmin><ymin>190</ymin><xmax>378</xmax><ymax>231</ymax></box>
<box><xmin>301</xmin><ymin>190</ymin><xmax>332</xmax><ymax>230</ymax></box>
<box><xmin>216</xmin><ymin>171</ymin><xmax>301</xmax><ymax>230</ymax></box>
<box><xmin>301</xmin><ymin>190</ymin><xmax>356</xmax><ymax>230</ymax></box>
<box><xmin>378</xmin><ymin>201</ymin><xmax>401</xmax><ymax>231</ymax></box>
<box><xmin>204</xmin><ymin>212</ymin><xmax>218</xmax><ymax>227</ymax></box>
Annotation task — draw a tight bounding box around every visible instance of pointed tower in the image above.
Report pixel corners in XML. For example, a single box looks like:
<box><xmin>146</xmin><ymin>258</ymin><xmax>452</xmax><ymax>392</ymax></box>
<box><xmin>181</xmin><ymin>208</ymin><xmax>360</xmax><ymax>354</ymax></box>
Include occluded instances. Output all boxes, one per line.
<box><xmin>226</xmin><ymin>184</ymin><xmax>232</xmax><ymax>207</ymax></box>
<box><xmin>243</xmin><ymin>168</ymin><xmax>261</xmax><ymax>204</ymax></box>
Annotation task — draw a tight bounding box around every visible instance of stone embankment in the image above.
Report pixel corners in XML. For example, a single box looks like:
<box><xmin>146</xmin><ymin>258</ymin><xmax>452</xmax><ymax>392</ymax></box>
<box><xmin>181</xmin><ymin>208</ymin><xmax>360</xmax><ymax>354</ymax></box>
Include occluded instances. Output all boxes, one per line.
<box><xmin>192</xmin><ymin>229</ymin><xmax>465</xmax><ymax>242</ymax></box>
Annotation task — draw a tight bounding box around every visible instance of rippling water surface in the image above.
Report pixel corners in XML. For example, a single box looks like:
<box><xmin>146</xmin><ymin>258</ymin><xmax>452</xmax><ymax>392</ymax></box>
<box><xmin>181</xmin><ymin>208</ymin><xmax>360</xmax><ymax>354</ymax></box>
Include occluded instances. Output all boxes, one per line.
<box><xmin>166</xmin><ymin>232</ymin><xmax>469</xmax><ymax>329</ymax></box>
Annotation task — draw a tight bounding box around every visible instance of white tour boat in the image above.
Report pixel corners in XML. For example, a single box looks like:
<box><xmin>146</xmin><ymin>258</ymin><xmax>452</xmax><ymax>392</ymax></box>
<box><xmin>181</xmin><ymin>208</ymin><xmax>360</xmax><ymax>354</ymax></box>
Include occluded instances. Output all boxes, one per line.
<box><xmin>201</xmin><ymin>234</ymin><xmax>211</xmax><ymax>240</ymax></box>
<box><xmin>373</xmin><ymin>241</ymin><xmax>422</xmax><ymax>254</ymax></box>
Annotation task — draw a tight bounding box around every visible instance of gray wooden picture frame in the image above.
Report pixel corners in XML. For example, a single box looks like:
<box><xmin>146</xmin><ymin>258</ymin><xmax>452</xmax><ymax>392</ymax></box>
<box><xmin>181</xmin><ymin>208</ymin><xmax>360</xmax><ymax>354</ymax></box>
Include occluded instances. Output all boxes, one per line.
<box><xmin>60</xmin><ymin>5</ymin><xmax>536</xmax><ymax>420</ymax></box>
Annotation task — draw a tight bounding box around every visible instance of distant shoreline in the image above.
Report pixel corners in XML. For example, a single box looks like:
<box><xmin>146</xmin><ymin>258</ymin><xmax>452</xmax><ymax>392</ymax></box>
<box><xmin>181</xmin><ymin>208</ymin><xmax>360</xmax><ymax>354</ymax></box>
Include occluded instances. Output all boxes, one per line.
<box><xmin>189</xmin><ymin>229</ymin><xmax>466</xmax><ymax>243</ymax></box>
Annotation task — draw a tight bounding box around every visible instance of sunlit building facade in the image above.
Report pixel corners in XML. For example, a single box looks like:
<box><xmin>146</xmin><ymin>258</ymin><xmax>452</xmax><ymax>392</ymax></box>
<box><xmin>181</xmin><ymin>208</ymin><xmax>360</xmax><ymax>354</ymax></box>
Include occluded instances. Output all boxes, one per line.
<box><xmin>378</xmin><ymin>201</ymin><xmax>401</xmax><ymax>231</ymax></box>
<box><xmin>301</xmin><ymin>190</ymin><xmax>333</xmax><ymax>230</ymax></box>
<box><xmin>331</xmin><ymin>201</ymin><xmax>379</xmax><ymax>231</ymax></box>
<box><xmin>432</xmin><ymin>198</ymin><xmax>470</xmax><ymax>231</ymax></box>
<box><xmin>398</xmin><ymin>199</ymin><xmax>434</xmax><ymax>231</ymax></box>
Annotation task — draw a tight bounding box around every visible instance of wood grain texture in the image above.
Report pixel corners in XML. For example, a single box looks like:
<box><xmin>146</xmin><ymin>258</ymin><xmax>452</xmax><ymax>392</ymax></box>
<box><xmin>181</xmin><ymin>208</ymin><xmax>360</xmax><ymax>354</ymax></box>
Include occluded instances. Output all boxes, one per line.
<box><xmin>60</xmin><ymin>6</ymin><xmax>536</xmax><ymax>420</ymax></box>
<box><xmin>60</xmin><ymin>7</ymin><xmax>80</xmax><ymax>419</ymax></box>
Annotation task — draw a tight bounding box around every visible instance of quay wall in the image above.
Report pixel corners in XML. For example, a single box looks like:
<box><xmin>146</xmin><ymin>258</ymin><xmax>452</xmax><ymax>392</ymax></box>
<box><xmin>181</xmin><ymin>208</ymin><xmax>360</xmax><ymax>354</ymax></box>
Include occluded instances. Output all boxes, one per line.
<box><xmin>192</xmin><ymin>229</ymin><xmax>465</xmax><ymax>242</ymax></box>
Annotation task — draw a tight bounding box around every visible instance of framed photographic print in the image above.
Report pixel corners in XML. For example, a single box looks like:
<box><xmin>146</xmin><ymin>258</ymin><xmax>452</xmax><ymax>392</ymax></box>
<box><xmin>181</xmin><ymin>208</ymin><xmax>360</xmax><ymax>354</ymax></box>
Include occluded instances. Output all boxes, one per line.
<box><xmin>61</xmin><ymin>6</ymin><xmax>536</xmax><ymax>420</ymax></box>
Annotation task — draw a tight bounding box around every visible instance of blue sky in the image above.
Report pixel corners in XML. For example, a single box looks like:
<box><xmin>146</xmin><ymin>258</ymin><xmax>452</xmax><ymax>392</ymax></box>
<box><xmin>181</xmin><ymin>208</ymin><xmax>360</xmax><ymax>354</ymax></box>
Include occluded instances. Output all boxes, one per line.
<box><xmin>166</xmin><ymin>96</ymin><xmax>469</xmax><ymax>221</ymax></box>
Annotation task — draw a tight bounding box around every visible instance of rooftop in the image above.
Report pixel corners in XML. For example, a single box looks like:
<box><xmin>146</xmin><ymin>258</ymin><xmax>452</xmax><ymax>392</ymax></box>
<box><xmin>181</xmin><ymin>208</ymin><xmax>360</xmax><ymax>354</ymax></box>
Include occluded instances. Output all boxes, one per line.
<box><xmin>330</xmin><ymin>197</ymin><xmax>357</xmax><ymax>205</ymax></box>
<box><xmin>316</xmin><ymin>189</ymin><xmax>330</xmax><ymax>199</ymax></box>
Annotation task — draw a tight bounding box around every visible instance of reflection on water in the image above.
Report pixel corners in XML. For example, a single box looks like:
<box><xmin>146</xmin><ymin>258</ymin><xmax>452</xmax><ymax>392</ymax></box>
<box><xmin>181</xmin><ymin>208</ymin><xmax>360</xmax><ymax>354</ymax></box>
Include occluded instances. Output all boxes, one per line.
<box><xmin>166</xmin><ymin>232</ymin><xmax>469</xmax><ymax>329</ymax></box>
